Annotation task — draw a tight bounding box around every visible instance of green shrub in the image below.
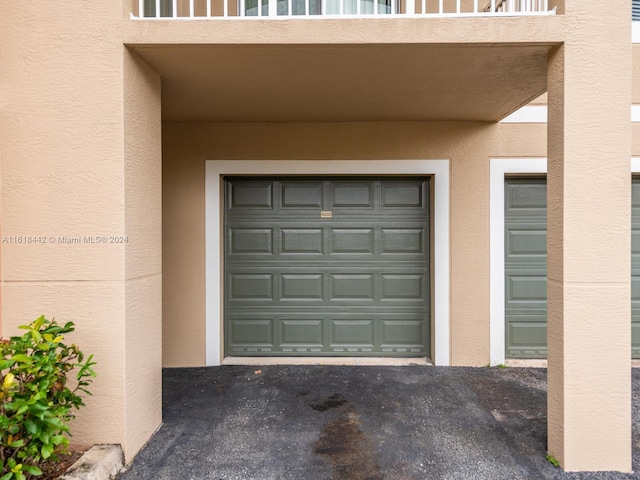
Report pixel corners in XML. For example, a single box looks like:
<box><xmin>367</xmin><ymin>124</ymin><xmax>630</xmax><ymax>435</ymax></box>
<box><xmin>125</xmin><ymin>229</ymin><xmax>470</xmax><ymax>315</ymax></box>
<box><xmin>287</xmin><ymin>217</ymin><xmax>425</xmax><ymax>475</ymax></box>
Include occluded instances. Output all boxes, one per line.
<box><xmin>0</xmin><ymin>316</ymin><xmax>96</xmax><ymax>480</ymax></box>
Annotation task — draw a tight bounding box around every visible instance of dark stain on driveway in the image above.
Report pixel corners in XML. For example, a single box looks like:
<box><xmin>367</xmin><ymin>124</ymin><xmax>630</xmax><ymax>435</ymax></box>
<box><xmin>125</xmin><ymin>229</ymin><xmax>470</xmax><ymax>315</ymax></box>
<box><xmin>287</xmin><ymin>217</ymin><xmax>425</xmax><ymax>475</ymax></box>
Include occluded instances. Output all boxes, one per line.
<box><xmin>310</xmin><ymin>393</ymin><xmax>347</xmax><ymax>412</ymax></box>
<box><xmin>312</xmin><ymin>394</ymin><xmax>384</xmax><ymax>480</ymax></box>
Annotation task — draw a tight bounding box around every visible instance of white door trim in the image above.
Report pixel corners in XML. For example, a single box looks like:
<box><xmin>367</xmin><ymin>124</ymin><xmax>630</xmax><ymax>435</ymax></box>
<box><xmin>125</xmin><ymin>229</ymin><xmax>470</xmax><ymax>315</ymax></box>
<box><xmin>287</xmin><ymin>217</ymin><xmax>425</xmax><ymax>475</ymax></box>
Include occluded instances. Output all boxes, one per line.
<box><xmin>205</xmin><ymin>160</ymin><xmax>451</xmax><ymax>366</ymax></box>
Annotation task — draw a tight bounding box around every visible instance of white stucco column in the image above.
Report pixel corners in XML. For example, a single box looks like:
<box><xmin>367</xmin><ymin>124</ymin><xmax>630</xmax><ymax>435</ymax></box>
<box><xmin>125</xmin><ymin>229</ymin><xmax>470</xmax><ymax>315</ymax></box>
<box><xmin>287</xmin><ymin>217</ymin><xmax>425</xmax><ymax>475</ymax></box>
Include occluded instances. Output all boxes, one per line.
<box><xmin>546</xmin><ymin>1</ymin><xmax>632</xmax><ymax>472</ymax></box>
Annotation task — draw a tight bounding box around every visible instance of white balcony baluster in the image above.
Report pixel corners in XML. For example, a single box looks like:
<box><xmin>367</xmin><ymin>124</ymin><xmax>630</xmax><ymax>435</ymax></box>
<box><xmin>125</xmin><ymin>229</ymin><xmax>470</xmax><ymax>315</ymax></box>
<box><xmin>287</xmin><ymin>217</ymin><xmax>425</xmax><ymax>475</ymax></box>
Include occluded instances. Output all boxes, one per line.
<box><xmin>134</xmin><ymin>0</ymin><xmax>553</xmax><ymax>19</ymax></box>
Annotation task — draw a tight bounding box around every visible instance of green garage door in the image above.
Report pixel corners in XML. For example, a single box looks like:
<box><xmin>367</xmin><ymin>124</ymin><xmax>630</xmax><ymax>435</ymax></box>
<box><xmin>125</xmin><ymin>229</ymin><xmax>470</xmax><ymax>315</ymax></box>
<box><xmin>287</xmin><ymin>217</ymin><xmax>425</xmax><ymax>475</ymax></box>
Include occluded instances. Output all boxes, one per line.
<box><xmin>505</xmin><ymin>177</ymin><xmax>640</xmax><ymax>358</ymax></box>
<box><xmin>224</xmin><ymin>177</ymin><xmax>430</xmax><ymax>357</ymax></box>
<box><xmin>504</xmin><ymin>178</ymin><xmax>548</xmax><ymax>358</ymax></box>
<box><xmin>632</xmin><ymin>178</ymin><xmax>640</xmax><ymax>356</ymax></box>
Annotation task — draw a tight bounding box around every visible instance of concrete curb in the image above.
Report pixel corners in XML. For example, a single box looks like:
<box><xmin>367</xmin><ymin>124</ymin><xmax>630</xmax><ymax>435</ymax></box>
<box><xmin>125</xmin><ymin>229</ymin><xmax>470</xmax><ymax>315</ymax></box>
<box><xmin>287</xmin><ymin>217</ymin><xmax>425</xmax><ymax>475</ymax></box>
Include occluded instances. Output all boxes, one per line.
<box><xmin>59</xmin><ymin>444</ymin><xmax>123</xmax><ymax>480</ymax></box>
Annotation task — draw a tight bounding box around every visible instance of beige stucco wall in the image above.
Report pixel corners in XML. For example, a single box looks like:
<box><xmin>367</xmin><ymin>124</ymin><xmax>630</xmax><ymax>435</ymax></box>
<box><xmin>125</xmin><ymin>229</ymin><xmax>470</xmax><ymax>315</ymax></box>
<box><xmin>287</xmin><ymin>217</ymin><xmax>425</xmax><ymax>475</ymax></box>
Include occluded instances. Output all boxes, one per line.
<box><xmin>546</xmin><ymin>0</ymin><xmax>632</xmax><ymax>470</ymax></box>
<box><xmin>123</xmin><ymin>49</ymin><xmax>163</xmax><ymax>459</ymax></box>
<box><xmin>163</xmin><ymin>121</ymin><xmax>519</xmax><ymax>367</ymax></box>
<box><xmin>0</xmin><ymin>3</ymin><xmax>163</xmax><ymax>461</ymax></box>
<box><xmin>0</xmin><ymin>2</ymin><xmax>128</xmax><ymax>449</ymax></box>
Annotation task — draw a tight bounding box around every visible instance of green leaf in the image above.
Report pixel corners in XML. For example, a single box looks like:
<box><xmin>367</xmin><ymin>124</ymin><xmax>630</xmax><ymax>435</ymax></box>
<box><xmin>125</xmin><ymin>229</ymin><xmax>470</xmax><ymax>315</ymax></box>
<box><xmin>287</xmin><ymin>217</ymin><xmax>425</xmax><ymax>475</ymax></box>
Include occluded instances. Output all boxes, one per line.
<box><xmin>21</xmin><ymin>465</ymin><xmax>42</xmax><ymax>476</ymax></box>
<box><xmin>16</xmin><ymin>405</ymin><xmax>29</xmax><ymax>415</ymax></box>
<box><xmin>41</xmin><ymin>443</ymin><xmax>54</xmax><ymax>459</ymax></box>
<box><xmin>45</xmin><ymin>417</ymin><xmax>64</xmax><ymax>429</ymax></box>
<box><xmin>23</xmin><ymin>419</ymin><xmax>39</xmax><ymax>436</ymax></box>
<box><xmin>9</xmin><ymin>354</ymin><xmax>32</xmax><ymax>364</ymax></box>
<box><xmin>0</xmin><ymin>473</ymin><xmax>12</xmax><ymax>480</ymax></box>
<box><xmin>0</xmin><ymin>359</ymin><xmax>15</xmax><ymax>369</ymax></box>
<box><xmin>33</xmin><ymin>315</ymin><xmax>46</xmax><ymax>330</ymax></box>
<box><xmin>9</xmin><ymin>439</ymin><xmax>26</xmax><ymax>448</ymax></box>
<box><xmin>546</xmin><ymin>453</ymin><xmax>560</xmax><ymax>467</ymax></box>
<box><xmin>62</xmin><ymin>322</ymin><xmax>75</xmax><ymax>332</ymax></box>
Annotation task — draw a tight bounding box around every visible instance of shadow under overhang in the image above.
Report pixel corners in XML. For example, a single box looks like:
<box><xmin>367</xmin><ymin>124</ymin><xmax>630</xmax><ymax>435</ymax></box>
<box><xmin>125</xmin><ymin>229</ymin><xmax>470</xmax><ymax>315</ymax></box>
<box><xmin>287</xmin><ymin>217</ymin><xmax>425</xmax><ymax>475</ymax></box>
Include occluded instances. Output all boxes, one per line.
<box><xmin>130</xmin><ymin>43</ymin><xmax>551</xmax><ymax>122</ymax></box>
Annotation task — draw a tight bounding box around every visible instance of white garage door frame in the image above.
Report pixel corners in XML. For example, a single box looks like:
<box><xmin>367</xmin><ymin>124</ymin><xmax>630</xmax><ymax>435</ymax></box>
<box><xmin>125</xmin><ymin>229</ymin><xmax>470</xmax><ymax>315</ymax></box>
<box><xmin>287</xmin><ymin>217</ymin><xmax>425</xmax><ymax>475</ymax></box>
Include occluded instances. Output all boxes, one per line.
<box><xmin>489</xmin><ymin>157</ymin><xmax>640</xmax><ymax>366</ymax></box>
<box><xmin>206</xmin><ymin>160</ymin><xmax>451</xmax><ymax>366</ymax></box>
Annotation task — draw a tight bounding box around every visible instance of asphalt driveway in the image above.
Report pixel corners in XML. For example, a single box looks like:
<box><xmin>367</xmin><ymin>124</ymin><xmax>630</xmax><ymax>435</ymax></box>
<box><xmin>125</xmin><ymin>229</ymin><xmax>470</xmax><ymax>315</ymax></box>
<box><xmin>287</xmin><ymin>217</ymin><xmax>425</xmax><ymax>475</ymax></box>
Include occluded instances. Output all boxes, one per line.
<box><xmin>118</xmin><ymin>366</ymin><xmax>640</xmax><ymax>479</ymax></box>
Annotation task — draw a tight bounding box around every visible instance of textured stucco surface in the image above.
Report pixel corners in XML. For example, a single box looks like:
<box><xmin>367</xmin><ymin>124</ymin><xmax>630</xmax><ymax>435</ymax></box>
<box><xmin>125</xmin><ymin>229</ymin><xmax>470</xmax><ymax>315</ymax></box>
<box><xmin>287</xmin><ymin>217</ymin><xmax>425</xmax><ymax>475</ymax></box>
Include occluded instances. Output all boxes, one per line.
<box><xmin>123</xmin><ymin>49</ymin><xmax>163</xmax><ymax>460</ymax></box>
<box><xmin>0</xmin><ymin>2</ymin><xmax>163</xmax><ymax>462</ymax></box>
<box><xmin>1</xmin><ymin>283</ymin><xmax>126</xmax><ymax>448</ymax></box>
<box><xmin>125</xmin><ymin>13</ymin><xmax>564</xmax><ymax>124</ymax></box>
<box><xmin>0</xmin><ymin>2</ymin><xmax>129</xmax><ymax>451</ymax></box>
<box><xmin>133</xmin><ymin>44</ymin><xmax>549</xmax><ymax>123</ymax></box>
<box><xmin>546</xmin><ymin>0</ymin><xmax>632</xmax><ymax>471</ymax></box>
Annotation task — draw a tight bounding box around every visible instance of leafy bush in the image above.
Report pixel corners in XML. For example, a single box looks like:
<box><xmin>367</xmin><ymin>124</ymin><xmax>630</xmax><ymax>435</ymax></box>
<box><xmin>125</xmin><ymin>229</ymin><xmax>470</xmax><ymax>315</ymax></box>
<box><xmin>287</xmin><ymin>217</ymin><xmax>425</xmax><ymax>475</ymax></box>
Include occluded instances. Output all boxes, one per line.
<box><xmin>0</xmin><ymin>316</ymin><xmax>96</xmax><ymax>480</ymax></box>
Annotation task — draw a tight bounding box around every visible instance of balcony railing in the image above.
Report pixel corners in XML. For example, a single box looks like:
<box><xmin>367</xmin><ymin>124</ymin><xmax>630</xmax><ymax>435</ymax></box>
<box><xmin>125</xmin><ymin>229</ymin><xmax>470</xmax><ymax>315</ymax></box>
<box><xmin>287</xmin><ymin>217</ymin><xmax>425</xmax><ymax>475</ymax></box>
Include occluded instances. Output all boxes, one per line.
<box><xmin>135</xmin><ymin>0</ymin><xmax>553</xmax><ymax>18</ymax></box>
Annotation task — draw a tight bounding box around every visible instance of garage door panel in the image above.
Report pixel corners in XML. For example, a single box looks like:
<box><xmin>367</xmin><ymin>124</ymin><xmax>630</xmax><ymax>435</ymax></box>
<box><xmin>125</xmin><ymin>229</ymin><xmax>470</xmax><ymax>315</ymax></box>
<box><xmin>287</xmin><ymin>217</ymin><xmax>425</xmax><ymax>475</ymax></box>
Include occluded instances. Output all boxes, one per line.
<box><xmin>506</xmin><ymin>316</ymin><xmax>547</xmax><ymax>358</ymax></box>
<box><xmin>632</xmin><ymin>274</ymin><xmax>640</xmax><ymax>302</ymax></box>
<box><xmin>506</xmin><ymin>228</ymin><xmax>547</xmax><ymax>258</ymax></box>
<box><xmin>226</xmin><ymin>268</ymin><xmax>429</xmax><ymax>306</ymax></box>
<box><xmin>229</xmin><ymin>182</ymin><xmax>273</xmax><ymax>209</ymax></box>
<box><xmin>281</xmin><ymin>274</ymin><xmax>323</xmax><ymax>300</ymax></box>
<box><xmin>632</xmin><ymin>228</ymin><xmax>640</xmax><ymax>255</ymax></box>
<box><xmin>331</xmin><ymin>182</ymin><xmax>374</xmax><ymax>208</ymax></box>
<box><xmin>381</xmin><ymin>319</ymin><xmax>425</xmax><ymax>347</ymax></box>
<box><xmin>330</xmin><ymin>274</ymin><xmax>375</xmax><ymax>300</ymax></box>
<box><xmin>281</xmin><ymin>319</ymin><xmax>324</xmax><ymax>346</ymax></box>
<box><xmin>330</xmin><ymin>319</ymin><xmax>375</xmax><ymax>346</ymax></box>
<box><xmin>381</xmin><ymin>274</ymin><xmax>426</xmax><ymax>300</ymax></box>
<box><xmin>633</xmin><ymin>180</ymin><xmax>640</xmax><ymax>207</ymax></box>
<box><xmin>505</xmin><ymin>273</ymin><xmax>547</xmax><ymax>304</ymax></box>
<box><xmin>225</xmin><ymin>177</ymin><xmax>430</xmax><ymax>357</ymax></box>
<box><xmin>633</xmin><ymin>319</ymin><xmax>640</xmax><ymax>357</ymax></box>
<box><xmin>229</xmin><ymin>228</ymin><xmax>274</xmax><ymax>255</ymax></box>
<box><xmin>281</xmin><ymin>228</ymin><xmax>323</xmax><ymax>254</ymax></box>
<box><xmin>505</xmin><ymin>181</ymin><xmax>546</xmax><ymax>213</ymax></box>
<box><xmin>381</xmin><ymin>181</ymin><xmax>425</xmax><ymax>208</ymax></box>
<box><xmin>331</xmin><ymin>229</ymin><xmax>375</xmax><ymax>254</ymax></box>
<box><xmin>281</xmin><ymin>181</ymin><xmax>323</xmax><ymax>208</ymax></box>
<box><xmin>381</xmin><ymin>228</ymin><xmax>426</xmax><ymax>254</ymax></box>
<box><xmin>227</xmin><ymin>313</ymin><xmax>429</xmax><ymax>355</ymax></box>
<box><xmin>229</xmin><ymin>274</ymin><xmax>274</xmax><ymax>300</ymax></box>
<box><xmin>228</xmin><ymin>223</ymin><xmax>429</xmax><ymax>261</ymax></box>
<box><xmin>229</xmin><ymin>318</ymin><xmax>274</xmax><ymax>347</ymax></box>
